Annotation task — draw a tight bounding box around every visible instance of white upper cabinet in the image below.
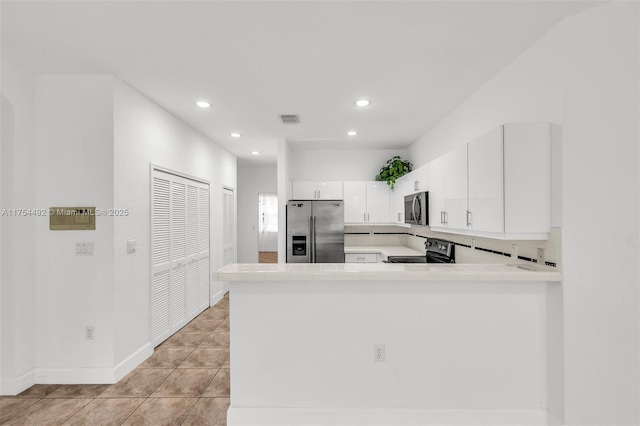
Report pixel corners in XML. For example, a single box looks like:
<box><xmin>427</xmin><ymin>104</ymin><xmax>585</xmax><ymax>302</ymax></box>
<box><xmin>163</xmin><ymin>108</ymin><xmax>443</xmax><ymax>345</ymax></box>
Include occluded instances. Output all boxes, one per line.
<box><xmin>343</xmin><ymin>181</ymin><xmax>389</xmax><ymax>224</ymax></box>
<box><xmin>411</xmin><ymin>164</ymin><xmax>429</xmax><ymax>193</ymax></box>
<box><xmin>429</xmin><ymin>122</ymin><xmax>551</xmax><ymax>239</ymax></box>
<box><xmin>291</xmin><ymin>181</ymin><xmax>343</xmax><ymax>200</ymax></box>
<box><xmin>390</xmin><ymin>174</ymin><xmax>411</xmax><ymax>224</ymax></box>
<box><xmin>366</xmin><ymin>181</ymin><xmax>390</xmax><ymax>223</ymax></box>
<box><xmin>343</xmin><ymin>181</ymin><xmax>367</xmax><ymax>223</ymax></box>
<box><xmin>443</xmin><ymin>145</ymin><xmax>468</xmax><ymax>230</ymax></box>
<box><xmin>428</xmin><ymin>156</ymin><xmax>445</xmax><ymax>228</ymax></box>
<box><xmin>467</xmin><ymin>126</ymin><xmax>504</xmax><ymax>233</ymax></box>
<box><xmin>291</xmin><ymin>181</ymin><xmax>318</xmax><ymax>199</ymax></box>
<box><xmin>503</xmin><ymin>123</ymin><xmax>550</xmax><ymax>237</ymax></box>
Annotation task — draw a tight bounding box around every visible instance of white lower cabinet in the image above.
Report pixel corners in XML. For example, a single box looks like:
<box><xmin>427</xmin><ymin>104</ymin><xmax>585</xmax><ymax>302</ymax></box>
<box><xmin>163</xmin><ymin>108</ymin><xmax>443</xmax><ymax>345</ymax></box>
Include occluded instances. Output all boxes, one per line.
<box><xmin>343</xmin><ymin>181</ymin><xmax>390</xmax><ymax>224</ymax></box>
<box><xmin>345</xmin><ymin>253</ymin><xmax>378</xmax><ymax>263</ymax></box>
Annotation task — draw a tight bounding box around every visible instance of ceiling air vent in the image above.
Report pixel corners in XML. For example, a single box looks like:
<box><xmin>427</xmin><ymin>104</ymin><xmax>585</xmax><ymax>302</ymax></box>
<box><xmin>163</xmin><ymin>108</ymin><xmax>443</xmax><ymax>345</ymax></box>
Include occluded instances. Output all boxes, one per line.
<box><xmin>280</xmin><ymin>114</ymin><xmax>300</xmax><ymax>124</ymax></box>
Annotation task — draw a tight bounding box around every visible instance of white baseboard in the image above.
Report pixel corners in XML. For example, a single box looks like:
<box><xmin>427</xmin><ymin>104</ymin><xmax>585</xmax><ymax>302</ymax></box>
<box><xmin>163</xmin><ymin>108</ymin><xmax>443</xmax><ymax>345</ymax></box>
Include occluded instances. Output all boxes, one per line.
<box><xmin>547</xmin><ymin>412</ymin><xmax>565</xmax><ymax>426</ymax></box>
<box><xmin>0</xmin><ymin>369</ymin><xmax>35</xmax><ymax>395</ymax></box>
<box><xmin>34</xmin><ymin>368</ymin><xmax>115</xmax><ymax>384</ymax></box>
<box><xmin>227</xmin><ymin>408</ymin><xmax>549</xmax><ymax>426</ymax></box>
<box><xmin>210</xmin><ymin>286</ymin><xmax>226</xmax><ymax>306</ymax></box>
<box><xmin>114</xmin><ymin>342</ymin><xmax>153</xmax><ymax>382</ymax></box>
<box><xmin>2</xmin><ymin>343</ymin><xmax>154</xmax><ymax>390</ymax></box>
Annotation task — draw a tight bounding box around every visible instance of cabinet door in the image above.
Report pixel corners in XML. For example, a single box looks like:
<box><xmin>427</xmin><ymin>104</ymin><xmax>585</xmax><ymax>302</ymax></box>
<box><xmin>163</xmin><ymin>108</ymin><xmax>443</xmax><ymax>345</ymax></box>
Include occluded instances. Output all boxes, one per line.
<box><xmin>317</xmin><ymin>181</ymin><xmax>343</xmax><ymax>200</ymax></box>
<box><xmin>428</xmin><ymin>155</ymin><xmax>445</xmax><ymax>228</ymax></box>
<box><xmin>390</xmin><ymin>176</ymin><xmax>408</xmax><ymax>224</ymax></box>
<box><xmin>343</xmin><ymin>181</ymin><xmax>367</xmax><ymax>223</ymax></box>
<box><xmin>468</xmin><ymin>126</ymin><xmax>504</xmax><ymax>233</ymax></box>
<box><xmin>291</xmin><ymin>181</ymin><xmax>318</xmax><ymax>199</ymax></box>
<box><xmin>366</xmin><ymin>181</ymin><xmax>390</xmax><ymax>223</ymax></box>
<box><xmin>412</xmin><ymin>164</ymin><xmax>429</xmax><ymax>192</ymax></box>
<box><xmin>444</xmin><ymin>145</ymin><xmax>468</xmax><ymax>230</ymax></box>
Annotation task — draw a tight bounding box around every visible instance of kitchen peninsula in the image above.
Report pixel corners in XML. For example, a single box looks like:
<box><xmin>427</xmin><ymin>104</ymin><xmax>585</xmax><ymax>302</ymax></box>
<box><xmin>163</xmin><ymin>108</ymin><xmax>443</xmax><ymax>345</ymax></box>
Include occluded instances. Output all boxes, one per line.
<box><xmin>214</xmin><ymin>263</ymin><xmax>563</xmax><ymax>426</ymax></box>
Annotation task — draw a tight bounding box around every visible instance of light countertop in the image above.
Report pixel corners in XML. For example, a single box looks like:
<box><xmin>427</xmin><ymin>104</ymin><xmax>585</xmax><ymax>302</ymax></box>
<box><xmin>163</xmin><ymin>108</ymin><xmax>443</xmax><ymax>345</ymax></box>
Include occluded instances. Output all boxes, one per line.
<box><xmin>213</xmin><ymin>262</ymin><xmax>561</xmax><ymax>282</ymax></box>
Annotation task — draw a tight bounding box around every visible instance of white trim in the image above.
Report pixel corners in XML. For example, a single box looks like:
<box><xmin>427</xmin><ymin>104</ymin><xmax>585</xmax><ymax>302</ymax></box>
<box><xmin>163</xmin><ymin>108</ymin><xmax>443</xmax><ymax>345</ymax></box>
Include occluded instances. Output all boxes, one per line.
<box><xmin>227</xmin><ymin>408</ymin><xmax>550</xmax><ymax>426</ymax></box>
<box><xmin>210</xmin><ymin>286</ymin><xmax>225</xmax><ymax>307</ymax></box>
<box><xmin>1</xmin><ymin>343</ymin><xmax>153</xmax><ymax>390</ymax></box>
<box><xmin>0</xmin><ymin>369</ymin><xmax>35</xmax><ymax>396</ymax></box>
<box><xmin>34</xmin><ymin>368</ymin><xmax>115</xmax><ymax>385</ymax></box>
<box><xmin>547</xmin><ymin>412</ymin><xmax>565</xmax><ymax>426</ymax></box>
<box><xmin>151</xmin><ymin>163</ymin><xmax>210</xmax><ymax>185</ymax></box>
<box><xmin>113</xmin><ymin>342</ymin><xmax>153</xmax><ymax>382</ymax></box>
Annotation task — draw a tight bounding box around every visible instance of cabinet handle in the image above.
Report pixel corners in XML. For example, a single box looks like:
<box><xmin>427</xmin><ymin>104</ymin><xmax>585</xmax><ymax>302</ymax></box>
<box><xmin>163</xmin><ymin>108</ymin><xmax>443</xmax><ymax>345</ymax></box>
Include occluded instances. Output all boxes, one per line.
<box><xmin>367</xmin><ymin>213</ymin><xmax>370</xmax><ymax>222</ymax></box>
<box><xmin>398</xmin><ymin>212</ymin><xmax>402</xmax><ymax>221</ymax></box>
<box><xmin>466</xmin><ymin>210</ymin><xmax>472</xmax><ymax>227</ymax></box>
<box><xmin>318</xmin><ymin>190</ymin><xmax>321</xmax><ymax>199</ymax></box>
<box><xmin>444</xmin><ymin>211</ymin><xmax>448</xmax><ymax>225</ymax></box>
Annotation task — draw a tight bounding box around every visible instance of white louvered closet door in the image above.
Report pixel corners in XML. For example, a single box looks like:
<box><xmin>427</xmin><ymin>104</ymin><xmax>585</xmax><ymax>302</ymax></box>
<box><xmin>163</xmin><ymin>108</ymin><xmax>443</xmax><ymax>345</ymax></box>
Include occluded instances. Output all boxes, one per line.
<box><xmin>152</xmin><ymin>169</ymin><xmax>210</xmax><ymax>347</ymax></box>
<box><xmin>222</xmin><ymin>188</ymin><xmax>235</xmax><ymax>266</ymax></box>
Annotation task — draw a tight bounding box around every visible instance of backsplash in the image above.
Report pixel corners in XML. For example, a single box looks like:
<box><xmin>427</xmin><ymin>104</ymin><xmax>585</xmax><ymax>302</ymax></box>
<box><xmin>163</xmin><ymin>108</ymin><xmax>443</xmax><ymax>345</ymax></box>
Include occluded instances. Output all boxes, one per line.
<box><xmin>345</xmin><ymin>225</ymin><xmax>561</xmax><ymax>268</ymax></box>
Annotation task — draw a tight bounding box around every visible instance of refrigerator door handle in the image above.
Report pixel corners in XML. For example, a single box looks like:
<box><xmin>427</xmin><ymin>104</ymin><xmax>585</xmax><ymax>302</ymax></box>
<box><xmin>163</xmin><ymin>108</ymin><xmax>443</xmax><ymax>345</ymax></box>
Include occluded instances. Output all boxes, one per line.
<box><xmin>312</xmin><ymin>216</ymin><xmax>317</xmax><ymax>262</ymax></box>
<box><xmin>308</xmin><ymin>216</ymin><xmax>313</xmax><ymax>262</ymax></box>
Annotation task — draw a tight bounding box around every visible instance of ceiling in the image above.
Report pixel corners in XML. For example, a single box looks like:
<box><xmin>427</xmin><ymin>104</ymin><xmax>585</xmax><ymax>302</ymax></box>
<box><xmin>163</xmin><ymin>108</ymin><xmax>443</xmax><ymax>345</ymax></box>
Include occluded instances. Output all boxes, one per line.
<box><xmin>2</xmin><ymin>1</ymin><xmax>597</xmax><ymax>167</ymax></box>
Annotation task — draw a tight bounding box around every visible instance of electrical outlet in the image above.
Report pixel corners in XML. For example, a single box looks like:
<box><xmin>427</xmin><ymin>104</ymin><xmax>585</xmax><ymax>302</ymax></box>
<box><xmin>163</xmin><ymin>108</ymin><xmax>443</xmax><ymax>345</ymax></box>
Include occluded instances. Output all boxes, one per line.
<box><xmin>471</xmin><ymin>238</ymin><xmax>476</xmax><ymax>250</ymax></box>
<box><xmin>86</xmin><ymin>326</ymin><xmax>95</xmax><ymax>340</ymax></box>
<box><xmin>374</xmin><ymin>344</ymin><xmax>385</xmax><ymax>362</ymax></box>
<box><xmin>537</xmin><ymin>248</ymin><xmax>545</xmax><ymax>264</ymax></box>
<box><xmin>511</xmin><ymin>245</ymin><xmax>518</xmax><ymax>258</ymax></box>
<box><xmin>127</xmin><ymin>239</ymin><xmax>137</xmax><ymax>254</ymax></box>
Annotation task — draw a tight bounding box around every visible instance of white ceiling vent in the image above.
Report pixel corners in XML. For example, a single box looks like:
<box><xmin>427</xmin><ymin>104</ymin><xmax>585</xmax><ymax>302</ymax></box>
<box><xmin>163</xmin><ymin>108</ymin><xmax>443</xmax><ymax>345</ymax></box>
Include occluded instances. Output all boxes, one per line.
<box><xmin>280</xmin><ymin>114</ymin><xmax>300</xmax><ymax>124</ymax></box>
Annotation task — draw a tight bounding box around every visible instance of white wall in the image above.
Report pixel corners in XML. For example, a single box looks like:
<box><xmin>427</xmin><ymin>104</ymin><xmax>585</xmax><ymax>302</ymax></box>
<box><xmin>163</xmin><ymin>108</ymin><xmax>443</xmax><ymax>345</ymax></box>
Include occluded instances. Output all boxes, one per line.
<box><xmin>277</xmin><ymin>139</ymin><xmax>291</xmax><ymax>263</ymax></box>
<box><xmin>560</xmin><ymin>4</ymin><xmax>639</xmax><ymax>425</ymax></box>
<box><xmin>0</xmin><ymin>63</ymin><xmax>37</xmax><ymax>393</ymax></box>
<box><xmin>34</xmin><ymin>76</ymin><xmax>116</xmax><ymax>380</ymax></box>
<box><xmin>113</xmin><ymin>79</ymin><xmax>237</xmax><ymax>367</ymax></box>
<box><xmin>289</xmin><ymin>148</ymin><xmax>407</xmax><ymax>181</ymax></box>
<box><xmin>237</xmin><ymin>167</ymin><xmax>277</xmax><ymax>263</ymax></box>
<box><xmin>407</xmin><ymin>3</ymin><xmax>639</xmax><ymax>424</ymax></box>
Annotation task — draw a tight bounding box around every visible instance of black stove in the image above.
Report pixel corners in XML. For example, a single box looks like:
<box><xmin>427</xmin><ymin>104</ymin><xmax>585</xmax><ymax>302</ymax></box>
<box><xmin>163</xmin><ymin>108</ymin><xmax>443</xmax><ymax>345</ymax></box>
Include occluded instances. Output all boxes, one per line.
<box><xmin>385</xmin><ymin>238</ymin><xmax>455</xmax><ymax>264</ymax></box>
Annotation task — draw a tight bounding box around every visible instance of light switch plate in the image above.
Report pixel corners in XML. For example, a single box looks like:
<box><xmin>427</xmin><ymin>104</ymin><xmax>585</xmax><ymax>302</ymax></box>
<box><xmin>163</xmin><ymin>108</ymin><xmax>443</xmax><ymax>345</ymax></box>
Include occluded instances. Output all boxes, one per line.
<box><xmin>127</xmin><ymin>240</ymin><xmax>137</xmax><ymax>254</ymax></box>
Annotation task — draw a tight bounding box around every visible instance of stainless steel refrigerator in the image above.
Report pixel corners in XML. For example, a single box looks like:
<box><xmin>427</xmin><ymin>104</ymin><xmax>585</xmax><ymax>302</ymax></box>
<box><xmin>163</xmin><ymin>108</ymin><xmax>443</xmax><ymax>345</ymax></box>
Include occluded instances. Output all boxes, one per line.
<box><xmin>286</xmin><ymin>200</ymin><xmax>345</xmax><ymax>263</ymax></box>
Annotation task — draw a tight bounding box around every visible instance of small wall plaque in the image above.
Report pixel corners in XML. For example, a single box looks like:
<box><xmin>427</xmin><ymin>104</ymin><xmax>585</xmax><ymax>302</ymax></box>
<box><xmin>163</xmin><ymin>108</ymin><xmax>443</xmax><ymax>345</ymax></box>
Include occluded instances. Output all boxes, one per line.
<box><xmin>49</xmin><ymin>207</ymin><xmax>96</xmax><ymax>230</ymax></box>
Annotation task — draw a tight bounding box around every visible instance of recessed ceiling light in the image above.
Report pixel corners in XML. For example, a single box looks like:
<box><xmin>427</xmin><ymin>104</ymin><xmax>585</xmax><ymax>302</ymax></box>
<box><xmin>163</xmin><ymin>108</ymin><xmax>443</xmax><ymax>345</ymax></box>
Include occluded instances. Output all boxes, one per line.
<box><xmin>347</xmin><ymin>131</ymin><xmax>358</xmax><ymax>136</ymax></box>
<box><xmin>251</xmin><ymin>151</ymin><xmax>260</xmax><ymax>155</ymax></box>
<box><xmin>196</xmin><ymin>100</ymin><xmax>212</xmax><ymax>108</ymax></box>
<box><xmin>355</xmin><ymin>99</ymin><xmax>371</xmax><ymax>107</ymax></box>
<box><xmin>230</xmin><ymin>133</ymin><xmax>242</xmax><ymax>138</ymax></box>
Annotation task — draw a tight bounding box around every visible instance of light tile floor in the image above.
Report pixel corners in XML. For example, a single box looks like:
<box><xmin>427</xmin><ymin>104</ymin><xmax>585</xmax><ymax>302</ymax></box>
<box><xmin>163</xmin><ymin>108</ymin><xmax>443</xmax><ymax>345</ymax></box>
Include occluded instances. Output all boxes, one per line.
<box><xmin>0</xmin><ymin>295</ymin><xmax>230</xmax><ymax>426</ymax></box>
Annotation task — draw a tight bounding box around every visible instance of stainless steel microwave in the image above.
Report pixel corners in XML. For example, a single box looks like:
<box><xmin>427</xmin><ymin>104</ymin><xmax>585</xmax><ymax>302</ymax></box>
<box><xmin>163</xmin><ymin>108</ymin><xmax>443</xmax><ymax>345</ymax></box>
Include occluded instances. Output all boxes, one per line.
<box><xmin>404</xmin><ymin>192</ymin><xmax>429</xmax><ymax>226</ymax></box>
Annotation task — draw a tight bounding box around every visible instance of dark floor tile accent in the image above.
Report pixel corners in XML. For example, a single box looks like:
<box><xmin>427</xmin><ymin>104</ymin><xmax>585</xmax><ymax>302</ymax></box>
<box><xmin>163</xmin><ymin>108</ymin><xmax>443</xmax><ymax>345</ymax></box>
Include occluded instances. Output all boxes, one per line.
<box><xmin>46</xmin><ymin>385</ymin><xmax>109</xmax><ymax>399</ymax></box>
<box><xmin>17</xmin><ymin>384</ymin><xmax>61</xmax><ymax>399</ymax></box>
<box><xmin>97</xmin><ymin>369</ymin><xmax>173</xmax><ymax>398</ymax></box>
<box><xmin>202</xmin><ymin>369</ymin><xmax>230</xmax><ymax>398</ymax></box>
<box><xmin>150</xmin><ymin>368</ymin><xmax>217</xmax><ymax>398</ymax></box>
<box><xmin>122</xmin><ymin>398</ymin><xmax>197</xmax><ymax>426</ymax></box>
<box><xmin>2</xmin><ymin>398</ymin><xmax>92</xmax><ymax>426</ymax></box>
<box><xmin>161</xmin><ymin>330</ymin><xmax>211</xmax><ymax>347</ymax></box>
<box><xmin>0</xmin><ymin>397</ymin><xmax>39</xmax><ymax>424</ymax></box>
<box><xmin>200</xmin><ymin>329</ymin><xmax>229</xmax><ymax>347</ymax></box>
<box><xmin>179</xmin><ymin>347</ymin><xmax>229</xmax><ymax>369</ymax></box>
<box><xmin>62</xmin><ymin>398</ymin><xmax>144</xmax><ymax>426</ymax></box>
<box><xmin>138</xmin><ymin>346</ymin><xmax>195</xmax><ymax>369</ymax></box>
<box><xmin>181</xmin><ymin>398</ymin><xmax>229</xmax><ymax>426</ymax></box>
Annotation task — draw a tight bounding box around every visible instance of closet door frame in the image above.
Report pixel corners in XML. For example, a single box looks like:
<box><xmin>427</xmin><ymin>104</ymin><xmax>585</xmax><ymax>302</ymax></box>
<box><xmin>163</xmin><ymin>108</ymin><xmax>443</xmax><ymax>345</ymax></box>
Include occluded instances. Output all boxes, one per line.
<box><xmin>150</xmin><ymin>164</ymin><xmax>210</xmax><ymax>347</ymax></box>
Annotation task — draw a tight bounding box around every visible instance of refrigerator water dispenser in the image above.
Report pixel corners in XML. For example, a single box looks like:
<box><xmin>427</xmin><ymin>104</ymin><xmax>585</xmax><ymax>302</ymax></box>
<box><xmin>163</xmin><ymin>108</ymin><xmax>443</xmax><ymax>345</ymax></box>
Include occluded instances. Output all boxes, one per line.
<box><xmin>292</xmin><ymin>236</ymin><xmax>307</xmax><ymax>256</ymax></box>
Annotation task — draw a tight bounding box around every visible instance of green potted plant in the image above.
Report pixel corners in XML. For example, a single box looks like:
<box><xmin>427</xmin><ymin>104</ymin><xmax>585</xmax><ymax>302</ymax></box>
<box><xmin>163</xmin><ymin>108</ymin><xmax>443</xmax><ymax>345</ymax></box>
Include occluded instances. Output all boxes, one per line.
<box><xmin>375</xmin><ymin>156</ymin><xmax>412</xmax><ymax>189</ymax></box>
